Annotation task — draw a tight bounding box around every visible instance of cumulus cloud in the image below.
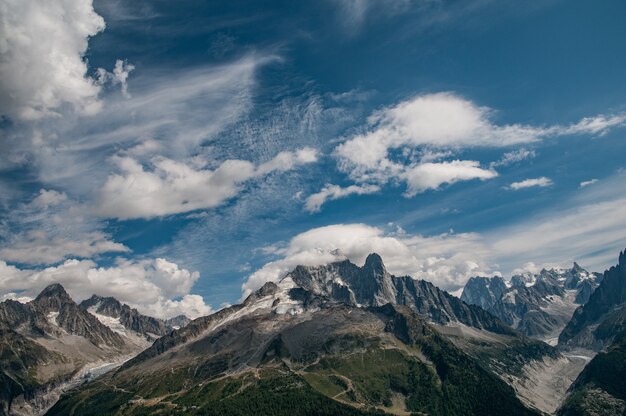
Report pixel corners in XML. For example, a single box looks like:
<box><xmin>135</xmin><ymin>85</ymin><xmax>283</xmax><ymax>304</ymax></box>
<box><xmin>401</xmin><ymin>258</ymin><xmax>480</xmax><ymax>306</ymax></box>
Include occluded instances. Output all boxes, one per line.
<box><xmin>337</xmin><ymin>93</ymin><xmax>626</xmax><ymax>168</ymax></box>
<box><xmin>334</xmin><ymin>93</ymin><xmax>626</xmax><ymax>194</ymax></box>
<box><xmin>304</xmin><ymin>184</ymin><xmax>380</xmax><ymax>213</ymax></box>
<box><xmin>95</xmin><ymin>148</ymin><xmax>318</xmax><ymax>220</ymax></box>
<box><xmin>335</xmin><ymin>93</ymin><xmax>542</xmax><ymax>171</ymax></box>
<box><xmin>508</xmin><ymin>177</ymin><xmax>553</xmax><ymax>190</ymax></box>
<box><xmin>31</xmin><ymin>189</ymin><xmax>68</xmax><ymax>209</ymax></box>
<box><xmin>580</xmin><ymin>178</ymin><xmax>598</xmax><ymax>188</ymax></box>
<box><xmin>243</xmin><ymin>223</ymin><xmax>494</xmax><ymax>297</ymax></box>
<box><xmin>402</xmin><ymin>160</ymin><xmax>497</xmax><ymax>196</ymax></box>
<box><xmin>96</xmin><ymin>59</ymin><xmax>135</xmax><ymax>98</ymax></box>
<box><xmin>490</xmin><ymin>148</ymin><xmax>536</xmax><ymax>167</ymax></box>
<box><xmin>0</xmin><ymin>0</ymin><xmax>105</xmax><ymax>120</ymax></box>
<box><xmin>0</xmin><ymin>257</ymin><xmax>211</xmax><ymax>319</ymax></box>
<box><xmin>511</xmin><ymin>262</ymin><xmax>544</xmax><ymax>276</ymax></box>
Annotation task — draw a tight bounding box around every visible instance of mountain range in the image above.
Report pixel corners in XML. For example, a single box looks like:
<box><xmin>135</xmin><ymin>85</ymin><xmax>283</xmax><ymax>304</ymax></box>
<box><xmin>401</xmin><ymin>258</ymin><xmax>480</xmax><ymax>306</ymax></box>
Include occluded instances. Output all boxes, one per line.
<box><xmin>0</xmin><ymin>286</ymin><xmax>188</xmax><ymax>415</ymax></box>
<box><xmin>1</xmin><ymin>249</ymin><xmax>625</xmax><ymax>415</ymax></box>
<box><xmin>461</xmin><ymin>263</ymin><xmax>602</xmax><ymax>343</ymax></box>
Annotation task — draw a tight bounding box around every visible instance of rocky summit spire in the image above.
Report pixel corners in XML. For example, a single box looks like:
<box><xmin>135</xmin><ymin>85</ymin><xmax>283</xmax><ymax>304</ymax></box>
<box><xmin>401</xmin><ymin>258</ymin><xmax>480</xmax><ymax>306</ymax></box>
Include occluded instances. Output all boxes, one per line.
<box><xmin>34</xmin><ymin>283</ymin><xmax>73</xmax><ymax>311</ymax></box>
<box><xmin>363</xmin><ymin>253</ymin><xmax>386</xmax><ymax>274</ymax></box>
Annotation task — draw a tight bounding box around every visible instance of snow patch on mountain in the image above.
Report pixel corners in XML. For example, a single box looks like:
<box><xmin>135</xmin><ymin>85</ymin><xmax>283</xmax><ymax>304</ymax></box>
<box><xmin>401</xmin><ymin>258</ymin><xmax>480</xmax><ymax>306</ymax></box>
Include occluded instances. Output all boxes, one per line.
<box><xmin>88</xmin><ymin>306</ymin><xmax>127</xmax><ymax>336</ymax></box>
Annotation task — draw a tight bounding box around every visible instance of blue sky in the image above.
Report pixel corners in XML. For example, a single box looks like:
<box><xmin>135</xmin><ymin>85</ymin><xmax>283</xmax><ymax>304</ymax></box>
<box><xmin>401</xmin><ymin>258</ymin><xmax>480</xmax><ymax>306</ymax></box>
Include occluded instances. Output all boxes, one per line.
<box><xmin>1</xmin><ymin>0</ymin><xmax>625</xmax><ymax>317</ymax></box>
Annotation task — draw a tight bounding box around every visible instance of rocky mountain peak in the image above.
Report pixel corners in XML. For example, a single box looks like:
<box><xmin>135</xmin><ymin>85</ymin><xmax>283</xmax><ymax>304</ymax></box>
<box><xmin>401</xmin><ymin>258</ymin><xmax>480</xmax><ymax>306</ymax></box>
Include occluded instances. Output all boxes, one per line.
<box><xmin>79</xmin><ymin>294</ymin><xmax>174</xmax><ymax>340</ymax></box>
<box><xmin>363</xmin><ymin>253</ymin><xmax>386</xmax><ymax>274</ymax></box>
<box><xmin>558</xmin><ymin>248</ymin><xmax>626</xmax><ymax>350</ymax></box>
<box><xmin>462</xmin><ymin>261</ymin><xmax>602</xmax><ymax>339</ymax></box>
<box><xmin>460</xmin><ymin>276</ymin><xmax>507</xmax><ymax>311</ymax></box>
<box><xmin>243</xmin><ymin>282</ymin><xmax>279</xmax><ymax>306</ymax></box>
<box><xmin>165</xmin><ymin>314</ymin><xmax>191</xmax><ymax>329</ymax></box>
<box><xmin>282</xmin><ymin>256</ymin><xmax>514</xmax><ymax>334</ymax></box>
<box><xmin>36</xmin><ymin>283</ymin><xmax>70</xmax><ymax>299</ymax></box>
<box><xmin>511</xmin><ymin>272</ymin><xmax>536</xmax><ymax>287</ymax></box>
<box><xmin>34</xmin><ymin>283</ymin><xmax>73</xmax><ymax>311</ymax></box>
<box><xmin>81</xmin><ymin>294</ymin><xmax>124</xmax><ymax>317</ymax></box>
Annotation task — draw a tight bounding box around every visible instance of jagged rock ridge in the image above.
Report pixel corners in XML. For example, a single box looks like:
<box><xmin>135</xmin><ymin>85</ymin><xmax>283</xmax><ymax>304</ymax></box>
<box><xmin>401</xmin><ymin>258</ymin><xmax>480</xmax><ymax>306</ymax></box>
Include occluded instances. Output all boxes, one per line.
<box><xmin>80</xmin><ymin>295</ymin><xmax>174</xmax><ymax>341</ymax></box>
<box><xmin>0</xmin><ymin>284</ymin><xmax>182</xmax><ymax>416</ymax></box>
<box><xmin>461</xmin><ymin>263</ymin><xmax>602</xmax><ymax>341</ymax></box>
<box><xmin>558</xmin><ymin>249</ymin><xmax>626</xmax><ymax>351</ymax></box>
<box><xmin>287</xmin><ymin>253</ymin><xmax>515</xmax><ymax>335</ymax></box>
<box><xmin>48</xmin><ymin>255</ymin><xmax>542</xmax><ymax>416</ymax></box>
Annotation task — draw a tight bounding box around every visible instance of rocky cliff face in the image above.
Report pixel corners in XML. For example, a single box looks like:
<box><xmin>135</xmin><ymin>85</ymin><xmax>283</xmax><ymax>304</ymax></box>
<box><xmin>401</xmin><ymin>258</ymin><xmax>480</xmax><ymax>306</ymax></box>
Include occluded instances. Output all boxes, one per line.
<box><xmin>558</xmin><ymin>249</ymin><xmax>626</xmax><ymax>351</ymax></box>
<box><xmin>0</xmin><ymin>283</ymin><xmax>125</xmax><ymax>349</ymax></box>
<box><xmin>460</xmin><ymin>276</ymin><xmax>508</xmax><ymax>310</ymax></box>
<box><xmin>0</xmin><ymin>284</ymin><xmax>167</xmax><ymax>415</ymax></box>
<box><xmin>288</xmin><ymin>253</ymin><xmax>515</xmax><ymax>335</ymax></box>
<box><xmin>461</xmin><ymin>264</ymin><xmax>602</xmax><ymax>341</ymax></box>
<box><xmin>165</xmin><ymin>314</ymin><xmax>191</xmax><ymax>329</ymax></box>
<box><xmin>557</xmin><ymin>330</ymin><xmax>626</xmax><ymax>416</ymax></box>
<box><xmin>48</xmin><ymin>256</ymin><xmax>543</xmax><ymax>416</ymax></box>
<box><xmin>80</xmin><ymin>295</ymin><xmax>175</xmax><ymax>341</ymax></box>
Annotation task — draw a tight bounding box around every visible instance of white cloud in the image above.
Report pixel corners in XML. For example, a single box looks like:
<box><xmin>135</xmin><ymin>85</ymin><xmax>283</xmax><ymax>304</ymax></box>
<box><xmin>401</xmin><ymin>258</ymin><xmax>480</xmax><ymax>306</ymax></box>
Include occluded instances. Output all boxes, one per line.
<box><xmin>96</xmin><ymin>59</ymin><xmax>135</xmax><ymax>98</ymax></box>
<box><xmin>304</xmin><ymin>184</ymin><xmax>380</xmax><ymax>213</ymax></box>
<box><xmin>255</xmin><ymin>148</ymin><xmax>318</xmax><ymax>175</ymax></box>
<box><xmin>243</xmin><ymin>223</ymin><xmax>494</xmax><ymax>297</ymax></box>
<box><xmin>95</xmin><ymin>148</ymin><xmax>318</xmax><ymax>220</ymax></box>
<box><xmin>508</xmin><ymin>177</ymin><xmax>553</xmax><ymax>190</ymax></box>
<box><xmin>511</xmin><ymin>262</ymin><xmax>544</xmax><ymax>276</ymax></box>
<box><xmin>0</xmin><ymin>231</ymin><xmax>129</xmax><ymax>265</ymax></box>
<box><xmin>337</xmin><ymin>93</ymin><xmax>626</xmax><ymax>170</ymax></box>
<box><xmin>9</xmin><ymin>56</ymin><xmax>269</xmax><ymax>195</ymax></box>
<box><xmin>0</xmin><ymin>257</ymin><xmax>211</xmax><ymax>319</ymax></box>
<box><xmin>490</xmin><ymin>148</ymin><xmax>536</xmax><ymax>167</ymax></box>
<box><xmin>244</xmin><ymin>174</ymin><xmax>626</xmax><ymax>297</ymax></box>
<box><xmin>335</xmin><ymin>93</ymin><xmax>543</xmax><ymax>171</ymax></box>
<box><xmin>490</xmin><ymin>190</ymin><xmax>626</xmax><ymax>274</ymax></box>
<box><xmin>31</xmin><ymin>189</ymin><xmax>68</xmax><ymax>209</ymax></box>
<box><xmin>0</xmin><ymin>189</ymin><xmax>129</xmax><ymax>265</ymax></box>
<box><xmin>561</xmin><ymin>114</ymin><xmax>626</xmax><ymax>136</ymax></box>
<box><xmin>334</xmin><ymin>93</ymin><xmax>626</xmax><ymax>194</ymax></box>
<box><xmin>402</xmin><ymin>160</ymin><xmax>497</xmax><ymax>196</ymax></box>
<box><xmin>0</xmin><ymin>0</ymin><xmax>105</xmax><ymax>120</ymax></box>
<box><xmin>580</xmin><ymin>178</ymin><xmax>599</xmax><ymax>188</ymax></box>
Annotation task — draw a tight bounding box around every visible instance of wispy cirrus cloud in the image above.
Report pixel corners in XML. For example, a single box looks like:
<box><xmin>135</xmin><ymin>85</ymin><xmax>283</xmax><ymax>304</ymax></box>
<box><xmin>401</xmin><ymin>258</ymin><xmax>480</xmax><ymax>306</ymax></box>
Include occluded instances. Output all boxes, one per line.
<box><xmin>491</xmin><ymin>173</ymin><xmax>626</xmax><ymax>272</ymax></box>
<box><xmin>329</xmin><ymin>0</ymin><xmax>411</xmax><ymax>32</ymax></box>
<box><xmin>490</xmin><ymin>148</ymin><xmax>536</xmax><ymax>168</ymax></box>
<box><xmin>0</xmin><ymin>189</ymin><xmax>128</xmax><ymax>265</ymax></box>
